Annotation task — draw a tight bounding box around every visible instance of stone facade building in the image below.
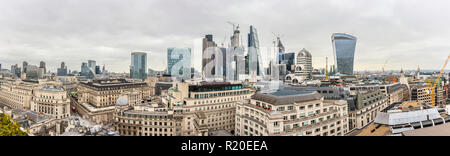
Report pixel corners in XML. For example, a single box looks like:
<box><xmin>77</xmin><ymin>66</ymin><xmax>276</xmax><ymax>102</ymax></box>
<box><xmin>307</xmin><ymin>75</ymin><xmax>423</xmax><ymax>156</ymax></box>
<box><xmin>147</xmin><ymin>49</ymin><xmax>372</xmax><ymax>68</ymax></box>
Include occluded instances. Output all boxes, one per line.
<box><xmin>347</xmin><ymin>90</ymin><xmax>389</xmax><ymax>130</ymax></box>
<box><xmin>114</xmin><ymin>97</ymin><xmax>183</xmax><ymax>136</ymax></box>
<box><xmin>72</xmin><ymin>79</ymin><xmax>154</xmax><ymax>124</ymax></box>
<box><xmin>169</xmin><ymin>81</ymin><xmax>253</xmax><ymax>136</ymax></box>
<box><xmin>349</xmin><ymin>83</ymin><xmax>404</xmax><ymax>105</ymax></box>
<box><xmin>0</xmin><ymin>79</ymin><xmax>37</xmax><ymax>109</ymax></box>
<box><xmin>31</xmin><ymin>86</ymin><xmax>70</xmax><ymax>119</ymax></box>
<box><xmin>235</xmin><ymin>90</ymin><xmax>349</xmax><ymax>136</ymax></box>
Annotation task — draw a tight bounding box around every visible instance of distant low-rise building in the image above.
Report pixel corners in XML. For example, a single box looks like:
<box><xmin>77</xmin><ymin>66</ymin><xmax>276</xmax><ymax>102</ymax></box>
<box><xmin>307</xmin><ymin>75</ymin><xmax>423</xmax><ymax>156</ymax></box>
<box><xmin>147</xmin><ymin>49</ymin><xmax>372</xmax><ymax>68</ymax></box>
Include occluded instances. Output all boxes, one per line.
<box><xmin>410</xmin><ymin>84</ymin><xmax>432</xmax><ymax>105</ymax></box>
<box><xmin>349</xmin><ymin>83</ymin><xmax>404</xmax><ymax>105</ymax></box>
<box><xmin>347</xmin><ymin>90</ymin><xmax>389</xmax><ymax>130</ymax></box>
<box><xmin>285</xmin><ymin>86</ymin><xmax>350</xmax><ymax>100</ymax></box>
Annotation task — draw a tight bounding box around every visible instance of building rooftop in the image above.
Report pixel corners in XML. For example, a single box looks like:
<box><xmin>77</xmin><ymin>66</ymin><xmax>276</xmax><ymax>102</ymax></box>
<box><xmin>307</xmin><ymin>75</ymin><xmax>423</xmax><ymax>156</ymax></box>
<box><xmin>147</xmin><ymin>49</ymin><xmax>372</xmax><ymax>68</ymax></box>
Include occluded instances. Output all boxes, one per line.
<box><xmin>80</xmin><ymin>79</ymin><xmax>147</xmax><ymax>89</ymax></box>
<box><xmin>403</xmin><ymin>123</ymin><xmax>450</xmax><ymax>136</ymax></box>
<box><xmin>252</xmin><ymin>90</ymin><xmax>322</xmax><ymax>106</ymax></box>
<box><xmin>332</xmin><ymin>33</ymin><xmax>357</xmax><ymax>40</ymax></box>
<box><xmin>41</xmin><ymin>87</ymin><xmax>64</xmax><ymax>92</ymax></box>
<box><xmin>209</xmin><ymin>130</ymin><xmax>233</xmax><ymax>136</ymax></box>
<box><xmin>269</xmin><ymin>90</ymin><xmax>315</xmax><ymax>96</ymax></box>
<box><xmin>374</xmin><ymin>107</ymin><xmax>441</xmax><ymax>126</ymax></box>
<box><xmin>352</xmin><ymin>123</ymin><xmax>392</xmax><ymax>136</ymax></box>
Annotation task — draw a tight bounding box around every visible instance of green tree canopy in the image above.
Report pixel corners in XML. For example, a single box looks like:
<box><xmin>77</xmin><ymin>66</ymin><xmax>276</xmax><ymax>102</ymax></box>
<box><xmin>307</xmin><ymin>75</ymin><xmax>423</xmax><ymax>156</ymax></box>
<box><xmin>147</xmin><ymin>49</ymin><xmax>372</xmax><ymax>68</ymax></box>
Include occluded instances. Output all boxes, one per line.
<box><xmin>0</xmin><ymin>113</ymin><xmax>28</xmax><ymax>136</ymax></box>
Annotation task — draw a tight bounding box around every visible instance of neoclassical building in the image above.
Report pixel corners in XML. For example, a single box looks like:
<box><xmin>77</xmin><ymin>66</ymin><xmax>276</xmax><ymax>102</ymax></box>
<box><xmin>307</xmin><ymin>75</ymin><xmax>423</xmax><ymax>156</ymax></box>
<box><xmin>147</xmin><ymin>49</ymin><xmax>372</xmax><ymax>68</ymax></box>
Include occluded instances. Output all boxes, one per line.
<box><xmin>0</xmin><ymin>79</ymin><xmax>37</xmax><ymax>109</ymax></box>
<box><xmin>73</xmin><ymin>79</ymin><xmax>154</xmax><ymax>124</ymax></box>
<box><xmin>169</xmin><ymin>81</ymin><xmax>254</xmax><ymax>136</ymax></box>
<box><xmin>114</xmin><ymin>97</ymin><xmax>183</xmax><ymax>136</ymax></box>
<box><xmin>236</xmin><ymin>90</ymin><xmax>349</xmax><ymax>136</ymax></box>
<box><xmin>31</xmin><ymin>86</ymin><xmax>70</xmax><ymax>119</ymax></box>
<box><xmin>0</xmin><ymin>79</ymin><xmax>70</xmax><ymax>120</ymax></box>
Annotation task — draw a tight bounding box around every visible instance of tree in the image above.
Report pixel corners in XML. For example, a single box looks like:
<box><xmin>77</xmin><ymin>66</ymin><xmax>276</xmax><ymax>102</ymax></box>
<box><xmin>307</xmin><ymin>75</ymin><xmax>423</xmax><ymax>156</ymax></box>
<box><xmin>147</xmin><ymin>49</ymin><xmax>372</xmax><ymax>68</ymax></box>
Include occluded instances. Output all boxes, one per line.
<box><xmin>0</xmin><ymin>113</ymin><xmax>28</xmax><ymax>136</ymax></box>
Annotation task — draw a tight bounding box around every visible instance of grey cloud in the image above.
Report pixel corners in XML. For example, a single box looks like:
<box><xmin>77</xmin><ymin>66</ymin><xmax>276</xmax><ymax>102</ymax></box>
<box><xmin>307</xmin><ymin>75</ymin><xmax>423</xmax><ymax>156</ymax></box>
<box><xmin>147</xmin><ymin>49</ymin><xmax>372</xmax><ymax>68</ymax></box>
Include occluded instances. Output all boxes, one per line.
<box><xmin>0</xmin><ymin>0</ymin><xmax>449</xmax><ymax>73</ymax></box>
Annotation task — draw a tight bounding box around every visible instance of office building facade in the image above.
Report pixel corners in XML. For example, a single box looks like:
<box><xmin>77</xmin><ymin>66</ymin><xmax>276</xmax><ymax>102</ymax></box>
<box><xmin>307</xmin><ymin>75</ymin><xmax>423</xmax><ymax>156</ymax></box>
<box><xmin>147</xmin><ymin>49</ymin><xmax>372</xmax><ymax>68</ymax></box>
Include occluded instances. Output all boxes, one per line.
<box><xmin>167</xmin><ymin>48</ymin><xmax>191</xmax><ymax>80</ymax></box>
<box><xmin>236</xmin><ymin>90</ymin><xmax>349</xmax><ymax>136</ymax></box>
<box><xmin>332</xmin><ymin>33</ymin><xmax>357</xmax><ymax>75</ymax></box>
<box><xmin>31</xmin><ymin>86</ymin><xmax>70</xmax><ymax>119</ymax></box>
<box><xmin>295</xmin><ymin>48</ymin><xmax>313</xmax><ymax>80</ymax></box>
<box><xmin>347</xmin><ymin>90</ymin><xmax>389</xmax><ymax>130</ymax></box>
<box><xmin>169</xmin><ymin>82</ymin><xmax>253</xmax><ymax>136</ymax></box>
<box><xmin>73</xmin><ymin>79</ymin><xmax>153</xmax><ymax>124</ymax></box>
<box><xmin>248</xmin><ymin>25</ymin><xmax>264</xmax><ymax>79</ymax></box>
<box><xmin>57</xmin><ymin>62</ymin><xmax>68</xmax><ymax>76</ymax></box>
<box><xmin>130</xmin><ymin>52</ymin><xmax>148</xmax><ymax>80</ymax></box>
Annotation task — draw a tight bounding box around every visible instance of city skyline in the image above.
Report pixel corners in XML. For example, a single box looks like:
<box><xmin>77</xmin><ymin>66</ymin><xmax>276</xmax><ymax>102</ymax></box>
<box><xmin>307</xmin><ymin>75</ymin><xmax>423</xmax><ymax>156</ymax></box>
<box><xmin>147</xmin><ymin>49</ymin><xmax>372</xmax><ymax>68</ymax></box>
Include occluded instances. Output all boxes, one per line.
<box><xmin>1</xmin><ymin>0</ymin><xmax>450</xmax><ymax>73</ymax></box>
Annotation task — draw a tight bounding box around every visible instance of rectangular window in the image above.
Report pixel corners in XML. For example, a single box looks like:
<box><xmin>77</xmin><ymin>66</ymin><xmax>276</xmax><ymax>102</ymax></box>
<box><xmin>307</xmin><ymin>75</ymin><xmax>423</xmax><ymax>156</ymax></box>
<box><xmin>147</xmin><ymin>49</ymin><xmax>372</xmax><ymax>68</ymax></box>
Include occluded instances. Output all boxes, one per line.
<box><xmin>288</xmin><ymin>106</ymin><xmax>294</xmax><ymax>110</ymax></box>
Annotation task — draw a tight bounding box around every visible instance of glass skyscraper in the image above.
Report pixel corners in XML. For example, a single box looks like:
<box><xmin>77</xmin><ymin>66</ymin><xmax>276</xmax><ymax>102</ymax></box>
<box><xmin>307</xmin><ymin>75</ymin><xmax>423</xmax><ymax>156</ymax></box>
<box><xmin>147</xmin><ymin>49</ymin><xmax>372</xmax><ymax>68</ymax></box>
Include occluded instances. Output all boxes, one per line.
<box><xmin>248</xmin><ymin>25</ymin><xmax>264</xmax><ymax>78</ymax></box>
<box><xmin>167</xmin><ymin>48</ymin><xmax>191</xmax><ymax>80</ymax></box>
<box><xmin>88</xmin><ymin>60</ymin><xmax>96</xmax><ymax>69</ymax></box>
<box><xmin>130</xmin><ymin>52</ymin><xmax>148</xmax><ymax>80</ymax></box>
<box><xmin>81</xmin><ymin>62</ymin><xmax>94</xmax><ymax>79</ymax></box>
<box><xmin>332</xmin><ymin>33</ymin><xmax>357</xmax><ymax>75</ymax></box>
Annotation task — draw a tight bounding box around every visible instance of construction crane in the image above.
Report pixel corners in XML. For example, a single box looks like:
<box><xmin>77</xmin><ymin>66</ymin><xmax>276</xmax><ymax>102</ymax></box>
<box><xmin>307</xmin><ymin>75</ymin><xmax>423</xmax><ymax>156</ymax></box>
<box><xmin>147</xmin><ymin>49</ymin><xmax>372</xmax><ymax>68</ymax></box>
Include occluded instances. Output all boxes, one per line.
<box><xmin>382</xmin><ymin>60</ymin><xmax>388</xmax><ymax>75</ymax></box>
<box><xmin>271</xmin><ymin>32</ymin><xmax>280</xmax><ymax>47</ymax></box>
<box><xmin>272</xmin><ymin>32</ymin><xmax>284</xmax><ymax>44</ymax></box>
<box><xmin>272</xmin><ymin>32</ymin><xmax>281</xmax><ymax>39</ymax></box>
<box><xmin>326</xmin><ymin>57</ymin><xmax>329</xmax><ymax>81</ymax></box>
<box><xmin>221</xmin><ymin>35</ymin><xmax>227</xmax><ymax>47</ymax></box>
<box><xmin>227</xmin><ymin>21</ymin><xmax>239</xmax><ymax>31</ymax></box>
<box><xmin>426</xmin><ymin>54</ymin><xmax>450</xmax><ymax>107</ymax></box>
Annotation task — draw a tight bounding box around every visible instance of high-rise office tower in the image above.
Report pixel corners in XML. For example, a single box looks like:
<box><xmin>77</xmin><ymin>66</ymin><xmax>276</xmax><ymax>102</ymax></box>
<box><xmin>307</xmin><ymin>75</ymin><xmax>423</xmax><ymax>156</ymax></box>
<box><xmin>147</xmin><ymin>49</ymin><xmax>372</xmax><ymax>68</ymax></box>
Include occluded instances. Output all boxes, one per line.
<box><xmin>294</xmin><ymin>48</ymin><xmax>313</xmax><ymax>80</ymax></box>
<box><xmin>227</xmin><ymin>24</ymin><xmax>247</xmax><ymax>82</ymax></box>
<box><xmin>39</xmin><ymin>61</ymin><xmax>46</xmax><ymax>74</ymax></box>
<box><xmin>23</xmin><ymin>61</ymin><xmax>28</xmax><ymax>73</ymax></box>
<box><xmin>220</xmin><ymin>47</ymin><xmax>227</xmax><ymax>78</ymax></box>
<box><xmin>202</xmin><ymin>34</ymin><xmax>216</xmax><ymax>53</ymax></box>
<box><xmin>332</xmin><ymin>33</ymin><xmax>357</xmax><ymax>75</ymax></box>
<box><xmin>11</xmin><ymin>64</ymin><xmax>20</xmax><ymax>77</ymax></box>
<box><xmin>81</xmin><ymin>62</ymin><xmax>87</xmax><ymax>74</ymax></box>
<box><xmin>167</xmin><ymin>48</ymin><xmax>191</xmax><ymax>80</ymax></box>
<box><xmin>81</xmin><ymin>62</ymin><xmax>94</xmax><ymax>78</ymax></box>
<box><xmin>88</xmin><ymin>60</ymin><xmax>96</xmax><ymax>69</ymax></box>
<box><xmin>230</xmin><ymin>25</ymin><xmax>241</xmax><ymax>48</ymax></box>
<box><xmin>57</xmin><ymin>62</ymin><xmax>68</xmax><ymax>76</ymax></box>
<box><xmin>248</xmin><ymin>25</ymin><xmax>264</xmax><ymax>79</ymax></box>
<box><xmin>25</xmin><ymin>65</ymin><xmax>39</xmax><ymax>79</ymax></box>
<box><xmin>202</xmin><ymin>34</ymin><xmax>217</xmax><ymax>78</ymax></box>
<box><xmin>95</xmin><ymin>66</ymin><xmax>101</xmax><ymax>75</ymax></box>
<box><xmin>281</xmin><ymin>53</ymin><xmax>295</xmax><ymax>72</ymax></box>
<box><xmin>130</xmin><ymin>52</ymin><xmax>148</xmax><ymax>80</ymax></box>
<box><xmin>276</xmin><ymin>37</ymin><xmax>286</xmax><ymax>64</ymax></box>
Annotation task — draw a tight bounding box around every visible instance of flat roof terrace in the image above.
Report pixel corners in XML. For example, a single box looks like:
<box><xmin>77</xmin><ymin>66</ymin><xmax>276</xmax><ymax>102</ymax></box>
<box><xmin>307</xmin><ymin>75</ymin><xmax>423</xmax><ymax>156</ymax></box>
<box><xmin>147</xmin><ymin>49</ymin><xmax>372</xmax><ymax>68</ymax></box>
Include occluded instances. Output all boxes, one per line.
<box><xmin>403</xmin><ymin>123</ymin><xmax>450</xmax><ymax>136</ymax></box>
<box><xmin>252</xmin><ymin>90</ymin><xmax>322</xmax><ymax>106</ymax></box>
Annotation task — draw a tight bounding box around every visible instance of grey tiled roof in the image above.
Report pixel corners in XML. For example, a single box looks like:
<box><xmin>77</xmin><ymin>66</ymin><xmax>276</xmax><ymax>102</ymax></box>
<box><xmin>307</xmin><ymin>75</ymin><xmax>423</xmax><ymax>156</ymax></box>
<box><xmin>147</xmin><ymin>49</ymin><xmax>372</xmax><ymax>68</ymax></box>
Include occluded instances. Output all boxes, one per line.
<box><xmin>252</xmin><ymin>90</ymin><xmax>322</xmax><ymax>106</ymax></box>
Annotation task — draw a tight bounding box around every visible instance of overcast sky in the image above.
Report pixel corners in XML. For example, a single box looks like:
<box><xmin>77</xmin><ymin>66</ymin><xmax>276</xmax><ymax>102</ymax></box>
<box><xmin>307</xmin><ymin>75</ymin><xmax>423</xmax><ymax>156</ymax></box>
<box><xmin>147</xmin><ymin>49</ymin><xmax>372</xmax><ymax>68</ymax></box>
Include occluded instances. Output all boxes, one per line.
<box><xmin>0</xmin><ymin>0</ymin><xmax>449</xmax><ymax>73</ymax></box>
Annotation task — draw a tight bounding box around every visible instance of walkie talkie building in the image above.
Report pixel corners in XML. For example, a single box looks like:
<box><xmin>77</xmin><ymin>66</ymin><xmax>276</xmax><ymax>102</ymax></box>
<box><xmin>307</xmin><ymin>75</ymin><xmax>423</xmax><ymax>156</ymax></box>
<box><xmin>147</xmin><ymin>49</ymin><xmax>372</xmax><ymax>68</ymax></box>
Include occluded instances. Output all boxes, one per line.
<box><xmin>332</xmin><ymin>33</ymin><xmax>357</xmax><ymax>75</ymax></box>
